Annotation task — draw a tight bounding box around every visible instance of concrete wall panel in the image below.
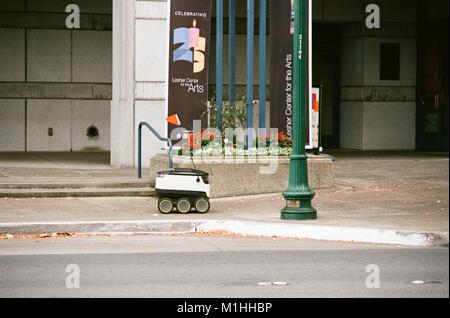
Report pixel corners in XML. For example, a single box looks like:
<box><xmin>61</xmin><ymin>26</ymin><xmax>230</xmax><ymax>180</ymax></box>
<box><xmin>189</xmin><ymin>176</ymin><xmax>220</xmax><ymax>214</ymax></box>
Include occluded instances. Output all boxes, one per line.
<box><xmin>324</xmin><ymin>0</ymin><xmax>365</xmax><ymax>22</ymax></box>
<box><xmin>340</xmin><ymin>102</ymin><xmax>362</xmax><ymax>149</ymax></box>
<box><xmin>0</xmin><ymin>0</ymin><xmax>25</xmax><ymax>11</ymax></box>
<box><xmin>363</xmin><ymin>102</ymin><xmax>416</xmax><ymax>150</ymax></box>
<box><xmin>0</xmin><ymin>29</ymin><xmax>25</xmax><ymax>82</ymax></box>
<box><xmin>135</xmin><ymin>19</ymin><xmax>168</xmax><ymax>82</ymax></box>
<box><xmin>71</xmin><ymin>100</ymin><xmax>111</xmax><ymax>151</ymax></box>
<box><xmin>363</xmin><ymin>38</ymin><xmax>416</xmax><ymax>86</ymax></box>
<box><xmin>376</xmin><ymin>0</ymin><xmax>417</xmax><ymax>22</ymax></box>
<box><xmin>72</xmin><ymin>31</ymin><xmax>112</xmax><ymax>83</ymax></box>
<box><xmin>27</xmin><ymin>29</ymin><xmax>71</xmax><ymax>82</ymax></box>
<box><xmin>341</xmin><ymin>38</ymin><xmax>364</xmax><ymax>86</ymax></box>
<box><xmin>27</xmin><ymin>100</ymin><xmax>71</xmax><ymax>151</ymax></box>
<box><xmin>0</xmin><ymin>99</ymin><xmax>26</xmax><ymax>151</ymax></box>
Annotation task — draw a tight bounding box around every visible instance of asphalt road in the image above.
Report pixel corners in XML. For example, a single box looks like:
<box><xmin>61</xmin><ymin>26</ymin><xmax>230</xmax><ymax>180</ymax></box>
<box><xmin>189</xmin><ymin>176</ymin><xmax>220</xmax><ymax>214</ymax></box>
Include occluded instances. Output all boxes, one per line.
<box><xmin>0</xmin><ymin>235</ymin><xmax>448</xmax><ymax>298</ymax></box>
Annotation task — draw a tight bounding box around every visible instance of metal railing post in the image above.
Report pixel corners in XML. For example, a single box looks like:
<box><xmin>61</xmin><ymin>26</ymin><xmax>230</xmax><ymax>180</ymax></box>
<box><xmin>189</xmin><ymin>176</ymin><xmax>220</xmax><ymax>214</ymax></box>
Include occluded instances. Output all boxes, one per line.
<box><xmin>138</xmin><ymin>122</ymin><xmax>174</xmax><ymax>179</ymax></box>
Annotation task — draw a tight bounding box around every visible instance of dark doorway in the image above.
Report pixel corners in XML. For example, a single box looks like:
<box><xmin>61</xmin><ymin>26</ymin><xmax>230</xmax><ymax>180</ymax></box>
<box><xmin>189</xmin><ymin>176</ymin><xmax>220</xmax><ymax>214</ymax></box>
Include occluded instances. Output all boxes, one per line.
<box><xmin>312</xmin><ymin>23</ymin><xmax>341</xmax><ymax>149</ymax></box>
<box><xmin>417</xmin><ymin>17</ymin><xmax>449</xmax><ymax>151</ymax></box>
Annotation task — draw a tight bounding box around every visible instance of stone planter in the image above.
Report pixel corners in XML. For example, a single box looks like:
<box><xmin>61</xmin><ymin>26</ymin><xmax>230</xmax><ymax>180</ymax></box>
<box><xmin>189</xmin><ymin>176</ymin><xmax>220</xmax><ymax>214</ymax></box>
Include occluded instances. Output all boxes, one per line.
<box><xmin>149</xmin><ymin>154</ymin><xmax>334</xmax><ymax>198</ymax></box>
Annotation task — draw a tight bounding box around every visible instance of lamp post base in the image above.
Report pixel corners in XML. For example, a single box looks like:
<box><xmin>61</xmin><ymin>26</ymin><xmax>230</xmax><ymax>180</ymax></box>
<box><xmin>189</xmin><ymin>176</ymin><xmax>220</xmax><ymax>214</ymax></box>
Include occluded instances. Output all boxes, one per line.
<box><xmin>281</xmin><ymin>198</ymin><xmax>317</xmax><ymax>220</ymax></box>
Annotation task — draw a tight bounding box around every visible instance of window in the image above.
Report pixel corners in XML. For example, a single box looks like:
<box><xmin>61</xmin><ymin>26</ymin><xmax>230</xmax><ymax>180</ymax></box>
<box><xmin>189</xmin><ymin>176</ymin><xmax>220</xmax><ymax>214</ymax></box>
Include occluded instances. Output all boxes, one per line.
<box><xmin>380</xmin><ymin>43</ymin><xmax>401</xmax><ymax>81</ymax></box>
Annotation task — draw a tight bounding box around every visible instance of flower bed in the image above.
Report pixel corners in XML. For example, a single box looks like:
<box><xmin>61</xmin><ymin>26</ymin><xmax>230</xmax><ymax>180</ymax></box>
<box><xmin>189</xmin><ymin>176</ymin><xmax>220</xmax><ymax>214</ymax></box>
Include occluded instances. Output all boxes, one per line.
<box><xmin>178</xmin><ymin>130</ymin><xmax>293</xmax><ymax>158</ymax></box>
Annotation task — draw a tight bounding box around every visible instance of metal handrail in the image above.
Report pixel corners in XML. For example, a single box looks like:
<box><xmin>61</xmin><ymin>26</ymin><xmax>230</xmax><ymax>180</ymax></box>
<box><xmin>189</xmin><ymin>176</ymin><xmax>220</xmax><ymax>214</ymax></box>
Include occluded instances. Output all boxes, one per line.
<box><xmin>138</xmin><ymin>122</ymin><xmax>174</xmax><ymax>179</ymax></box>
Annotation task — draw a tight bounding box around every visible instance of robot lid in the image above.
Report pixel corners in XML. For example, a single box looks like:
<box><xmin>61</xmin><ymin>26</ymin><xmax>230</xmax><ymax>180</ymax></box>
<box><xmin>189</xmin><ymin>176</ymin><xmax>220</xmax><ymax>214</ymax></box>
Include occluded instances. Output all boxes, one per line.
<box><xmin>157</xmin><ymin>168</ymin><xmax>209</xmax><ymax>177</ymax></box>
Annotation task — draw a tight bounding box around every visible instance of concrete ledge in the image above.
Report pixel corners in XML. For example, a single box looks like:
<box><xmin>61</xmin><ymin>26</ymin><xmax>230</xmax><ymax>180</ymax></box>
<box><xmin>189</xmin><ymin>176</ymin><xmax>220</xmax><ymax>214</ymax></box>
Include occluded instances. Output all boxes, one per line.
<box><xmin>1</xmin><ymin>220</ymin><xmax>448</xmax><ymax>247</ymax></box>
<box><xmin>0</xmin><ymin>83</ymin><xmax>112</xmax><ymax>99</ymax></box>
<box><xmin>149</xmin><ymin>154</ymin><xmax>335</xmax><ymax>198</ymax></box>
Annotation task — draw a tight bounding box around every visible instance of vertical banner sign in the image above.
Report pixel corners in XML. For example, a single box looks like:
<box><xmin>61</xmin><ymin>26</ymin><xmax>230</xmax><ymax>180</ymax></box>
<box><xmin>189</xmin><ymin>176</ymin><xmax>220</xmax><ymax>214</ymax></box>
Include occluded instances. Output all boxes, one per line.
<box><xmin>270</xmin><ymin>0</ymin><xmax>315</xmax><ymax>148</ymax></box>
<box><xmin>167</xmin><ymin>0</ymin><xmax>212</xmax><ymax>134</ymax></box>
<box><xmin>269</xmin><ymin>0</ymin><xmax>294</xmax><ymax>140</ymax></box>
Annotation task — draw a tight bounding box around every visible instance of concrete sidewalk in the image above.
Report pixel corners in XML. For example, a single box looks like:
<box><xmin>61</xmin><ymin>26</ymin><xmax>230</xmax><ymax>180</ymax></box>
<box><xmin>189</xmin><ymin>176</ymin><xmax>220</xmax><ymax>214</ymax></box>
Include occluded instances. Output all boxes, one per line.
<box><xmin>0</xmin><ymin>152</ymin><xmax>150</xmax><ymax>182</ymax></box>
<box><xmin>0</xmin><ymin>151</ymin><xmax>448</xmax><ymax>246</ymax></box>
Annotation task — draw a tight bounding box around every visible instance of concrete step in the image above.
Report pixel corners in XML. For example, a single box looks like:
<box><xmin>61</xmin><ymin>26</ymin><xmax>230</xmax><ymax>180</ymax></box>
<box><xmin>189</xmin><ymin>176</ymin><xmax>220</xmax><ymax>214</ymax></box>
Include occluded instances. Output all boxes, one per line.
<box><xmin>0</xmin><ymin>187</ymin><xmax>155</xmax><ymax>198</ymax></box>
<box><xmin>0</xmin><ymin>181</ymin><xmax>151</xmax><ymax>190</ymax></box>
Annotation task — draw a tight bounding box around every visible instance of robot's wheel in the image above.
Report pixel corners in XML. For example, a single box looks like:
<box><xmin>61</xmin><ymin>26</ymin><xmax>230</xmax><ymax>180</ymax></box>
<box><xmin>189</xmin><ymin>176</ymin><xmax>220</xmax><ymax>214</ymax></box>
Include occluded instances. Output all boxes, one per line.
<box><xmin>158</xmin><ymin>198</ymin><xmax>174</xmax><ymax>214</ymax></box>
<box><xmin>194</xmin><ymin>197</ymin><xmax>210</xmax><ymax>214</ymax></box>
<box><xmin>176</xmin><ymin>198</ymin><xmax>192</xmax><ymax>214</ymax></box>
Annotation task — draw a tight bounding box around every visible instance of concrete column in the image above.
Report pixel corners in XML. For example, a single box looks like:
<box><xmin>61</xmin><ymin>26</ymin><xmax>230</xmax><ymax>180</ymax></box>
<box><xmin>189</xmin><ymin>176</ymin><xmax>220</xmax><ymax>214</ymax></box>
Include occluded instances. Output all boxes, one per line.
<box><xmin>134</xmin><ymin>0</ymin><xmax>168</xmax><ymax>168</ymax></box>
<box><xmin>111</xmin><ymin>0</ymin><xmax>135</xmax><ymax>168</ymax></box>
<box><xmin>340</xmin><ymin>22</ymin><xmax>417</xmax><ymax>150</ymax></box>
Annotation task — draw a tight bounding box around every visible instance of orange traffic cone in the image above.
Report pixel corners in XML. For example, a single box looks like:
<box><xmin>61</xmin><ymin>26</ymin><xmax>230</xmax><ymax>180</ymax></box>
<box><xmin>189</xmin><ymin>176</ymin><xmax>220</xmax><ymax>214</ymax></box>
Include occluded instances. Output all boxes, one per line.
<box><xmin>166</xmin><ymin>114</ymin><xmax>181</xmax><ymax>126</ymax></box>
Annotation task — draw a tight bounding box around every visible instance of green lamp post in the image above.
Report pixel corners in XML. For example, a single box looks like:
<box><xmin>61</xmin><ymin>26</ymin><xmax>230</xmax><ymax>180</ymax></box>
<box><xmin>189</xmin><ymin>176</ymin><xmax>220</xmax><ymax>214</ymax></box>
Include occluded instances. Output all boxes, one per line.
<box><xmin>281</xmin><ymin>0</ymin><xmax>317</xmax><ymax>221</ymax></box>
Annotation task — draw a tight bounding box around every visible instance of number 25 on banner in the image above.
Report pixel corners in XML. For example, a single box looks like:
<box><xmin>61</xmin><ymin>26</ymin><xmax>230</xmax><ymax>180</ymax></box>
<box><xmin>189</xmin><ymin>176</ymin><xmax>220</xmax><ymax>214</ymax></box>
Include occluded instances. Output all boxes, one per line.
<box><xmin>173</xmin><ymin>20</ymin><xmax>206</xmax><ymax>74</ymax></box>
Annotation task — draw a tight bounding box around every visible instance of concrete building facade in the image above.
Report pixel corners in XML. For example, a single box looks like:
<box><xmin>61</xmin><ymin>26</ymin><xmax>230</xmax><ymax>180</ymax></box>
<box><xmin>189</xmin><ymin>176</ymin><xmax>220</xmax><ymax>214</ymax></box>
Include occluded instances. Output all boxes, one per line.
<box><xmin>0</xmin><ymin>0</ymin><xmax>112</xmax><ymax>154</ymax></box>
<box><xmin>0</xmin><ymin>0</ymin><xmax>448</xmax><ymax>168</ymax></box>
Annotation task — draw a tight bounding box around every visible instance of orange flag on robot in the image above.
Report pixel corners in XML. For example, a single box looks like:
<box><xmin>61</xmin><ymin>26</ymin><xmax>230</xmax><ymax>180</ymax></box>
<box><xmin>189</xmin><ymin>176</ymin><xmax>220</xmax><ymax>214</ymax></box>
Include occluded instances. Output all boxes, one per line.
<box><xmin>166</xmin><ymin>114</ymin><xmax>181</xmax><ymax>127</ymax></box>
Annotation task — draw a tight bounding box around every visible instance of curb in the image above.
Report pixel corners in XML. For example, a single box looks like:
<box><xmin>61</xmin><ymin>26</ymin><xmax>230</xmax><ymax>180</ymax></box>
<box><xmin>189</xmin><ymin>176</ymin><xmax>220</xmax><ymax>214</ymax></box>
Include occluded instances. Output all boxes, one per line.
<box><xmin>0</xmin><ymin>220</ymin><xmax>448</xmax><ymax>247</ymax></box>
<box><xmin>0</xmin><ymin>220</ymin><xmax>197</xmax><ymax>236</ymax></box>
<box><xmin>196</xmin><ymin>220</ymin><xmax>449</xmax><ymax>247</ymax></box>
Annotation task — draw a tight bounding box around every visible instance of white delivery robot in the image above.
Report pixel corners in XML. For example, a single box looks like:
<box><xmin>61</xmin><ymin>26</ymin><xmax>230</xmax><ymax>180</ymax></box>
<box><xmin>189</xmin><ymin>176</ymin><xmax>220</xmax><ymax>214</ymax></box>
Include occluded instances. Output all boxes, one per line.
<box><xmin>155</xmin><ymin>168</ymin><xmax>211</xmax><ymax>214</ymax></box>
<box><xmin>137</xmin><ymin>119</ymin><xmax>211</xmax><ymax>214</ymax></box>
